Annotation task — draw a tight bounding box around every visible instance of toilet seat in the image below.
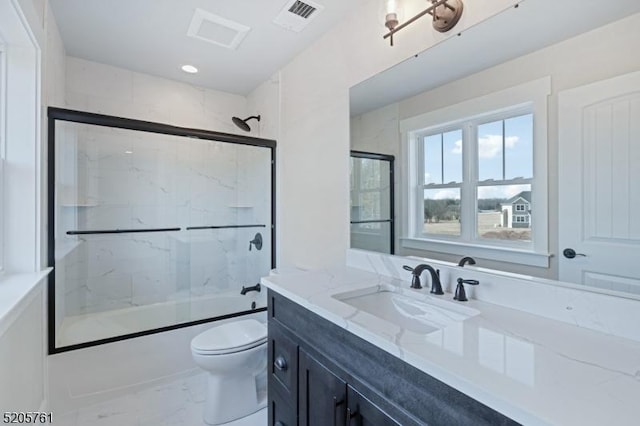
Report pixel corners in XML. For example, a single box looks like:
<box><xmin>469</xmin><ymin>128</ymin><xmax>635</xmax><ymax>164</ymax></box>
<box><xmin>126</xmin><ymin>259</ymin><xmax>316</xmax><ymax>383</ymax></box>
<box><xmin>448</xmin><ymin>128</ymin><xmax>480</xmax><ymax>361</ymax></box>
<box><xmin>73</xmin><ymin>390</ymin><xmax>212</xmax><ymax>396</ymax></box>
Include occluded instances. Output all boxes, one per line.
<box><xmin>191</xmin><ymin>319</ymin><xmax>267</xmax><ymax>355</ymax></box>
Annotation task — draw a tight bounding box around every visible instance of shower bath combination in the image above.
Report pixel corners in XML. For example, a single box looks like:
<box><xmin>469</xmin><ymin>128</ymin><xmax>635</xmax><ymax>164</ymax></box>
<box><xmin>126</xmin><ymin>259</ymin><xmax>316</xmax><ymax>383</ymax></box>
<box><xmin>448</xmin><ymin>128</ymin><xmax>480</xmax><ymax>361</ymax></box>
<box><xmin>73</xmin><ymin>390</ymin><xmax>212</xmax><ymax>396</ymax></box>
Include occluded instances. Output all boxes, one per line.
<box><xmin>48</xmin><ymin>107</ymin><xmax>276</xmax><ymax>353</ymax></box>
<box><xmin>232</xmin><ymin>115</ymin><xmax>261</xmax><ymax>132</ymax></box>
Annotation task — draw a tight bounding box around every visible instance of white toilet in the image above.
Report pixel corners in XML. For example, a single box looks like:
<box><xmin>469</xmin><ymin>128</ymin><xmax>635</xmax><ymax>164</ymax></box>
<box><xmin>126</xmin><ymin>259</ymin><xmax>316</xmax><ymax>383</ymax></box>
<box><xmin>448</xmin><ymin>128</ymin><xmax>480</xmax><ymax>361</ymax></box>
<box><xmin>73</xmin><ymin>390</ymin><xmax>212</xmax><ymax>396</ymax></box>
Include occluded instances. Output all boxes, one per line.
<box><xmin>191</xmin><ymin>319</ymin><xmax>268</xmax><ymax>425</ymax></box>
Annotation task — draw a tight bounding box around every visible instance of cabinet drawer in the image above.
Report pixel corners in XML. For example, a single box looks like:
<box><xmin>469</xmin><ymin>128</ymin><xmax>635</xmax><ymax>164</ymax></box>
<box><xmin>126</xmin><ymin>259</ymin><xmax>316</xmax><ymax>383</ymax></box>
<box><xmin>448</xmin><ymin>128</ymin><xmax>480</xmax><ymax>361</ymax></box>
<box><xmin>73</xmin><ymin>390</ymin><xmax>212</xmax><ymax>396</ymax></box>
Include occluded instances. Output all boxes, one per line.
<box><xmin>268</xmin><ymin>322</ymin><xmax>298</xmax><ymax>399</ymax></box>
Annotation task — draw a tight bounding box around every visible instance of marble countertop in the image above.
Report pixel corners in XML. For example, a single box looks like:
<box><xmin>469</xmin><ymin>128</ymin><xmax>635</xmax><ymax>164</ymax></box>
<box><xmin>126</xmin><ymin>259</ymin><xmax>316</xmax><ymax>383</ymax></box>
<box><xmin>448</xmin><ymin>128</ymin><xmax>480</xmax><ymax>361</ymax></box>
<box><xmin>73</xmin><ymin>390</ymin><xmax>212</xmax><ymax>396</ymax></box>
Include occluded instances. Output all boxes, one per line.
<box><xmin>262</xmin><ymin>267</ymin><xmax>640</xmax><ymax>426</ymax></box>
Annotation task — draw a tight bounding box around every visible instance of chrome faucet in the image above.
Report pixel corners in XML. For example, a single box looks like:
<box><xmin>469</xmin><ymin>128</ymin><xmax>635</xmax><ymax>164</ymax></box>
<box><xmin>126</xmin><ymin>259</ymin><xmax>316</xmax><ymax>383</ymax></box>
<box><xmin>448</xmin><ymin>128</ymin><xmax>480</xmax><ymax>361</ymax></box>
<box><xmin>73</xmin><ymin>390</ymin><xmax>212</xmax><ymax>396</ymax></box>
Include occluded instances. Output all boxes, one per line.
<box><xmin>402</xmin><ymin>264</ymin><xmax>444</xmax><ymax>294</ymax></box>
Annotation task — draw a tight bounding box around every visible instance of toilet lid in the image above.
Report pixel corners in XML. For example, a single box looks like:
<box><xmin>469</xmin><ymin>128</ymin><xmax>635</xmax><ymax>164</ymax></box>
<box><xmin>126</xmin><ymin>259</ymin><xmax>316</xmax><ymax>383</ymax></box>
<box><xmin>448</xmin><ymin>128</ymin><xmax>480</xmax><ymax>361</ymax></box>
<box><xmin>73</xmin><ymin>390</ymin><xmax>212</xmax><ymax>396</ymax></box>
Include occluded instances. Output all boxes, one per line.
<box><xmin>191</xmin><ymin>319</ymin><xmax>267</xmax><ymax>355</ymax></box>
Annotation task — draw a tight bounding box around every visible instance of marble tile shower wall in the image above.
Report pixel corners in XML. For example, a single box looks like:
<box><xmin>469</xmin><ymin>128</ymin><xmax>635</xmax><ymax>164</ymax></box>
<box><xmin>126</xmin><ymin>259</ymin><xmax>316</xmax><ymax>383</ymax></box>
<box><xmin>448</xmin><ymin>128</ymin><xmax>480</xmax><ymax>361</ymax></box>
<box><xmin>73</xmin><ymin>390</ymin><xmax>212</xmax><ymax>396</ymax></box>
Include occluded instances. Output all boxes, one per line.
<box><xmin>56</xmin><ymin>122</ymin><xmax>271</xmax><ymax>318</ymax></box>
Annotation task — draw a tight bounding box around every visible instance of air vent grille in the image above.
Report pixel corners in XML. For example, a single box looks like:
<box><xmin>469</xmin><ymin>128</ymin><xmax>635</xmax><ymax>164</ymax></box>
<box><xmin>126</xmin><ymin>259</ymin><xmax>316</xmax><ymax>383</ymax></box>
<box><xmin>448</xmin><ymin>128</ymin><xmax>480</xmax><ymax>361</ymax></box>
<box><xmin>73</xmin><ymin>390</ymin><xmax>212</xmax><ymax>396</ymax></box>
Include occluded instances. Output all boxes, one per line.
<box><xmin>288</xmin><ymin>1</ymin><xmax>317</xmax><ymax>19</ymax></box>
<box><xmin>273</xmin><ymin>0</ymin><xmax>324</xmax><ymax>32</ymax></box>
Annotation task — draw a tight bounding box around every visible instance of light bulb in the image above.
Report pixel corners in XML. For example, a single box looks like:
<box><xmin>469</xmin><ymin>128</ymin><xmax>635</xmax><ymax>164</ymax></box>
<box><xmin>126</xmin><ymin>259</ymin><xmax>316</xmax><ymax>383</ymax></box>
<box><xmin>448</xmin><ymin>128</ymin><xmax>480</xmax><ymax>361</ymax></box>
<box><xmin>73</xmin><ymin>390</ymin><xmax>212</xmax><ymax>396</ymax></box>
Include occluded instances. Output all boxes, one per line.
<box><xmin>386</xmin><ymin>0</ymin><xmax>397</xmax><ymax>14</ymax></box>
<box><xmin>385</xmin><ymin>0</ymin><xmax>399</xmax><ymax>31</ymax></box>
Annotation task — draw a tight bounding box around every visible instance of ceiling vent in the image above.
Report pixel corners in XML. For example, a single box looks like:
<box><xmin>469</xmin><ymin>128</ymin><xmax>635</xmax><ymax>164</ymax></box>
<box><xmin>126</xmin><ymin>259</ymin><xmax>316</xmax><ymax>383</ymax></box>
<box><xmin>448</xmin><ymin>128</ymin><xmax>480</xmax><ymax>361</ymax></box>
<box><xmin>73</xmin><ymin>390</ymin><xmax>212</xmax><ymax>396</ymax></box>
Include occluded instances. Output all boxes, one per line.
<box><xmin>273</xmin><ymin>0</ymin><xmax>324</xmax><ymax>33</ymax></box>
<box><xmin>187</xmin><ymin>8</ymin><xmax>251</xmax><ymax>50</ymax></box>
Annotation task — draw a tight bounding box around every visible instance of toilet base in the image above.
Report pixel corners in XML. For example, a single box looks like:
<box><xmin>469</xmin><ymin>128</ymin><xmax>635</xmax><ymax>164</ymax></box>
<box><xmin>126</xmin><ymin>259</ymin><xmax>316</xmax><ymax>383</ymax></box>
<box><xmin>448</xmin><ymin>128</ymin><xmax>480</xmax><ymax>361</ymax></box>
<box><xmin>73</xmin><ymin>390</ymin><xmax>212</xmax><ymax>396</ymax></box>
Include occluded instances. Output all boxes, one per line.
<box><xmin>203</xmin><ymin>372</ymin><xmax>267</xmax><ymax>425</ymax></box>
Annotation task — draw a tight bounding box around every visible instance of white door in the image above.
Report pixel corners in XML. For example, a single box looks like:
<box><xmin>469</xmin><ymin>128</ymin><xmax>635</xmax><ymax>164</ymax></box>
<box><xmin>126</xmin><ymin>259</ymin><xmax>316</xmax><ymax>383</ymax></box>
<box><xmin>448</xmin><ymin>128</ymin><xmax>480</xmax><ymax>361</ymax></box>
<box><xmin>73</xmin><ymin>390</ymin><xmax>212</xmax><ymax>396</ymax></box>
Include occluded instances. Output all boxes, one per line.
<box><xmin>558</xmin><ymin>71</ymin><xmax>640</xmax><ymax>293</ymax></box>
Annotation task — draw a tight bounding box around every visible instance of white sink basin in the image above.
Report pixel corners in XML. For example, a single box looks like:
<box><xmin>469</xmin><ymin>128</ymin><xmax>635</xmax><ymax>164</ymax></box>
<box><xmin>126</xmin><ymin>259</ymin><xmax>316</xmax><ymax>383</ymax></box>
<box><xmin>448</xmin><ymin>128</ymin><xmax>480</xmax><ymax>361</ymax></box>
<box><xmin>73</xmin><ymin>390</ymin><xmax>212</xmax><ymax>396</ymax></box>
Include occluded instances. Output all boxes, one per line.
<box><xmin>333</xmin><ymin>285</ymin><xmax>480</xmax><ymax>334</ymax></box>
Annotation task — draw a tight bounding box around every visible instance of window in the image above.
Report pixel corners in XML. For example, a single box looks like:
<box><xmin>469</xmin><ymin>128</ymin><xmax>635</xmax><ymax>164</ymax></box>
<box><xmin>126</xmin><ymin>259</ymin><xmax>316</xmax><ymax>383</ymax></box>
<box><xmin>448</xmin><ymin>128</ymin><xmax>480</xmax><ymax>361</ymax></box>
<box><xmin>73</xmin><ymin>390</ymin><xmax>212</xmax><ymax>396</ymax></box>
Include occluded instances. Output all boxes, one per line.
<box><xmin>421</xmin><ymin>129</ymin><xmax>462</xmax><ymax>237</ymax></box>
<box><xmin>417</xmin><ymin>110</ymin><xmax>533</xmax><ymax>243</ymax></box>
<box><xmin>0</xmin><ymin>1</ymin><xmax>42</xmax><ymax>274</ymax></box>
<box><xmin>402</xmin><ymin>77</ymin><xmax>550</xmax><ymax>267</ymax></box>
<box><xmin>476</xmin><ymin>113</ymin><xmax>533</xmax><ymax>241</ymax></box>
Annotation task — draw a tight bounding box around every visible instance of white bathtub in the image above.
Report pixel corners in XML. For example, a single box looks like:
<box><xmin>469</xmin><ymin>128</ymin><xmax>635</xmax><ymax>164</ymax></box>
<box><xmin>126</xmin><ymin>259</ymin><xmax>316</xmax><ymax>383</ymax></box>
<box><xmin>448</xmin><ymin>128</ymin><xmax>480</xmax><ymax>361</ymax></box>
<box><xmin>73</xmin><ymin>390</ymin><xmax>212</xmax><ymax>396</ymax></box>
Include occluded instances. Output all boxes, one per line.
<box><xmin>56</xmin><ymin>291</ymin><xmax>266</xmax><ymax>348</ymax></box>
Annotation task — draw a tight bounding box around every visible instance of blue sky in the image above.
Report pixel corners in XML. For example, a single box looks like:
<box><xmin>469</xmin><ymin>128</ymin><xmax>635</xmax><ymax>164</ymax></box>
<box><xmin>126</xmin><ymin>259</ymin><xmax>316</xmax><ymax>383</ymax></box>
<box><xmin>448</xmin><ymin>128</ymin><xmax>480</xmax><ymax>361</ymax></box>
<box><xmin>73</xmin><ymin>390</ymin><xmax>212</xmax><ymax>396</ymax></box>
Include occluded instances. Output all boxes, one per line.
<box><xmin>424</xmin><ymin>114</ymin><xmax>533</xmax><ymax>200</ymax></box>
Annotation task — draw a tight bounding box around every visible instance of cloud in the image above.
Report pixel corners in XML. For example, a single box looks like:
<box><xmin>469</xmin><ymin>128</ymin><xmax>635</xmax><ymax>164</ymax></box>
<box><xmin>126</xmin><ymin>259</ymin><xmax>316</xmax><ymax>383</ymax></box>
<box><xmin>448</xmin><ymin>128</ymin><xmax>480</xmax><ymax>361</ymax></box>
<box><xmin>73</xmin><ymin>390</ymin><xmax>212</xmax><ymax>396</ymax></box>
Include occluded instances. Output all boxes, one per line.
<box><xmin>477</xmin><ymin>184</ymin><xmax>529</xmax><ymax>199</ymax></box>
<box><xmin>477</xmin><ymin>135</ymin><xmax>519</xmax><ymax>158</ymax></box>
<box><xmin>452</xmin><ymin>140</ymin><xmax>462</xmax><ymax>154</ymax></box>
<box><xmin>432</xmin><ymin>189</ymin><xmax>460</xmax><ymax>200</ymax></box>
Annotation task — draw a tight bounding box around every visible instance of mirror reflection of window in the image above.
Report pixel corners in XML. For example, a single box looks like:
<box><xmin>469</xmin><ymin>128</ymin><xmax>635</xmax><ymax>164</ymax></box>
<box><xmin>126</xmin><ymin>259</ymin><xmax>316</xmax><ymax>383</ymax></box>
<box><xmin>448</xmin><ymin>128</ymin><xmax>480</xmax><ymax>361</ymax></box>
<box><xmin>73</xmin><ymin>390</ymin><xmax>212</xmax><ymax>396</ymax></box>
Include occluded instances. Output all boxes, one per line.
<box><xmin>477</xmin><ymin>113</ymin><xmax>533</xmax><ymax>242</ymax></box>
<box><xmin>422</xmin><ymin>129</ymin><xmax>463</xmax><ymax>237</ymax></box>
<box><xmin>415</xmin><ymin>109</ymin><xmax>535</xmax><ymax>247</ymax></box>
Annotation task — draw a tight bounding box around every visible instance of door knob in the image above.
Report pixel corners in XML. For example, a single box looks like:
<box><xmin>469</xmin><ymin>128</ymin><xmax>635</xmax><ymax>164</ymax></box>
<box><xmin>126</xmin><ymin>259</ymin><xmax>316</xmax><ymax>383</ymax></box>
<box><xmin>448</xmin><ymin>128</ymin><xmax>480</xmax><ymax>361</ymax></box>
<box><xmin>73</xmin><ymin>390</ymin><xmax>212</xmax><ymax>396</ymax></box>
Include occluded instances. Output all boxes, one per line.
<box><xmin>563</xmin><ymin>248</ymin><xmax>586</xmax><ymax>259</ymax></box>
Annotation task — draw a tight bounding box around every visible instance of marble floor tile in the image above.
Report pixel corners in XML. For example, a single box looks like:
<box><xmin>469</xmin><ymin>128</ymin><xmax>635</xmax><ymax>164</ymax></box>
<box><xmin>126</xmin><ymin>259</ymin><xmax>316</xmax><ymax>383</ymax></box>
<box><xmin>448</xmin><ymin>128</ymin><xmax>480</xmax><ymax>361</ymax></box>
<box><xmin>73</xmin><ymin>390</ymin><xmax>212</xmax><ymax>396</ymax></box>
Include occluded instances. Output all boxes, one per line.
<box><xmin>52</xmin><ymin>372</ymin><xmax>266</xmax><ymax>426</ymax></box>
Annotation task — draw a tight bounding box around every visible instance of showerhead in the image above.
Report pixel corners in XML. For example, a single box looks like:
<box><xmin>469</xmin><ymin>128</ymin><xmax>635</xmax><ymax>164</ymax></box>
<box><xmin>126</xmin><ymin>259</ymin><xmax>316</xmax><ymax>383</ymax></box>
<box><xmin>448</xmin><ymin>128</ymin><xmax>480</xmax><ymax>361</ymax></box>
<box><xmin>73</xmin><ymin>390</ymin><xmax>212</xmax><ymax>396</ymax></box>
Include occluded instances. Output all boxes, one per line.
<box><xmin>232</xmin><ymin>115</ymin><xmax>261</xmax><ymax>132</ymax></box>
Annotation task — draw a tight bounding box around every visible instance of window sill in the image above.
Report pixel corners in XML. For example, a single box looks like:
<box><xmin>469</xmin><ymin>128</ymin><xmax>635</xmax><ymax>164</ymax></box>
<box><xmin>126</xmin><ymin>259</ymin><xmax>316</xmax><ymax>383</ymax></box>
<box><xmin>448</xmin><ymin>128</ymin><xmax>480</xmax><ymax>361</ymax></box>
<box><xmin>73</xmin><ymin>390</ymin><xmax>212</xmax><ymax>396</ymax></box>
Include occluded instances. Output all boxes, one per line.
<box><xmin>400</xmin><ymin>238</ymin><xmax>550</xmax><ymax>268</ymax></box>
<box><xmin>0</xmin><ymin>269</ymin><xmax>52</xmax><ymax>335</ymax></box>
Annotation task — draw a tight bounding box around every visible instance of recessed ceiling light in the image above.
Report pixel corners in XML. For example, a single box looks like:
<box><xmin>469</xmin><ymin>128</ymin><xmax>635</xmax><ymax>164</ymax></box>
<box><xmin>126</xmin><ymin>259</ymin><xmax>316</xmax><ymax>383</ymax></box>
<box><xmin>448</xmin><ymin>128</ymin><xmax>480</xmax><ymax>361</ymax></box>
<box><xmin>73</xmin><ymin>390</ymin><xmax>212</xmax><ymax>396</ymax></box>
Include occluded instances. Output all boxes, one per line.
<box><xmin>181</xmin><ymin>65</ymin><xmax>198</xmax><ymax>74</ymax></box>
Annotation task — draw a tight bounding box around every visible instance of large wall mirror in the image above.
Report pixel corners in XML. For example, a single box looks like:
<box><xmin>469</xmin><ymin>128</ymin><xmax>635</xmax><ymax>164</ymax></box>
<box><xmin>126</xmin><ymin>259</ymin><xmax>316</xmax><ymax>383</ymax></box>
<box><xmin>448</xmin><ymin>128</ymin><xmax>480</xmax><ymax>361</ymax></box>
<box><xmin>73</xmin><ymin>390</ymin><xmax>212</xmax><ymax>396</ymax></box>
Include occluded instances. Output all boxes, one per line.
<box><xmin>349</xmin><ymin>0</ymin><xmax>640</xmax><ymax>295</ymax></box>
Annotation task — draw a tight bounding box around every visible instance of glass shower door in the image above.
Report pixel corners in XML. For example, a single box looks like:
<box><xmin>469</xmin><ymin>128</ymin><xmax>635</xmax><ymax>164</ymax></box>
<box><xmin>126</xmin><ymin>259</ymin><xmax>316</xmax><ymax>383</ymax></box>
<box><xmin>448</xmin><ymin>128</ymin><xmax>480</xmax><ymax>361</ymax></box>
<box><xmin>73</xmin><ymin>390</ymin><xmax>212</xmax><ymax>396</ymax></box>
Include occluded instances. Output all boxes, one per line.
<box><xmin>49</xmin><ymin>109</ymin><xmax>275</xmax><ymax>352</ymax></box>
<box><xmin>350</xmin><ymin>151</ymin><xmax>395</xmax><ymax>254</ymax></box>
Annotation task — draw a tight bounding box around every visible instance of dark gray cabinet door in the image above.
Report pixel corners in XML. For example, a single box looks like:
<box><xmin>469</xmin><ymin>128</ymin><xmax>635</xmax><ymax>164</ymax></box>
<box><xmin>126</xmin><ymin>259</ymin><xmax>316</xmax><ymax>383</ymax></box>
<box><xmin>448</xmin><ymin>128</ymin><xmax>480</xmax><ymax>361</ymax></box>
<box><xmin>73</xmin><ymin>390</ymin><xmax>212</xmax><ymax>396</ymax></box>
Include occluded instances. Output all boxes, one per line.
<box><xmin>347</xmin><ymin>385</ymin><xmax>401</xmax><ymax>426</ymax></box>
<box><xmin>270</xmin><ymin>386</ymin><xmax>297</xmax><ymax>426</ymax></box>
<box><xmin>299</xmin><ymin>348</ymin><xmax>347</xmax><ymax>426</ymax></box>
<box><xmin>268</xmin><ymin>323</ymin><xmax>298</xmax><ymax>399</ymax></box>
<box><xmin>268</xmin><ymin>323</ymin><xmax>298</xmax><ymax>426</ymax></box>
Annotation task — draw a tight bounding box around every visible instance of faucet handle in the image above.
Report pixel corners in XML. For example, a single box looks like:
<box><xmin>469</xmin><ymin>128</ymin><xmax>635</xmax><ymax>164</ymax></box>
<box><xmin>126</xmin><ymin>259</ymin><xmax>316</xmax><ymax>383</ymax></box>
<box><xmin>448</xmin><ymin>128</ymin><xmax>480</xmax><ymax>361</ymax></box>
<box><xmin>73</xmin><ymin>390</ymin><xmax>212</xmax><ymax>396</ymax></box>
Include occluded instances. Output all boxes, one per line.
<box><xmin>403</xmin><ymin>265</ymin><xmax>422</xmax><ymax>289</ymax></box>
<box><xmin>454</xmin><ymin>278</ymin><xmax>479</xmax><ymax>302</ymax></box>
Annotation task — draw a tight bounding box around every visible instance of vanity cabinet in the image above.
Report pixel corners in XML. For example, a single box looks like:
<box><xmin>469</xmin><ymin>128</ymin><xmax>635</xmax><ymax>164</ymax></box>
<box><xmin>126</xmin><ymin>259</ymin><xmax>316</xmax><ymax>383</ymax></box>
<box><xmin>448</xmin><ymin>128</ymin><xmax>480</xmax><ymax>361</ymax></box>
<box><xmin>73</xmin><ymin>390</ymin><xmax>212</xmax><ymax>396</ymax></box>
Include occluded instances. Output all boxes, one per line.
<box><xmin>299</xmin><ymin>348</ymin><xmax>347</xmax><ymax>426</ymax></box>
<box><xmin>267</xmin><ymin>290</ymin><xmax>519</xmax><ymax>426</ymax></box>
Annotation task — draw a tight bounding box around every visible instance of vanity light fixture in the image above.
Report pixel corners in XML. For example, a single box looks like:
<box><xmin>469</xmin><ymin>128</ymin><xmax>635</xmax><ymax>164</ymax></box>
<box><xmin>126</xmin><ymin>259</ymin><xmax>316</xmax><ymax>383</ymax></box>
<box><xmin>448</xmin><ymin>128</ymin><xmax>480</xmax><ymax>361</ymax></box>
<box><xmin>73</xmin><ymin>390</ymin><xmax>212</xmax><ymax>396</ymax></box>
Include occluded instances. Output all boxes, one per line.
<box><xmin>181</xmin><ymin>64</ymin><xmax>198</xmax><ymax>74</ymax></box>
<box><xmin>384</xmin><ymin>0</ymin><xmax>464</xmax><ymax>46</ymax></box>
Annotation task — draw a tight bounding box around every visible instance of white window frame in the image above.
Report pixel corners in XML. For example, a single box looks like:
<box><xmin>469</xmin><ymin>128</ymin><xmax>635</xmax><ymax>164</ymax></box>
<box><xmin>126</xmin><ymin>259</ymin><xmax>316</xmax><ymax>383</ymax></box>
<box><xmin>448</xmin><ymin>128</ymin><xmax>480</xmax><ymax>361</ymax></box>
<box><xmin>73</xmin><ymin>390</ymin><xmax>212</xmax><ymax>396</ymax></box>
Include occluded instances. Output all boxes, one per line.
<box><xmin>415</xmin><ymin>126</ymin><xmax>464</xmax><ymax>237</ymax></box>
<box><xmin>0</xmin><ymin>0</ymin><xmax>42</xmax><ymax>276</ymax></box>
<box><xmin>515</xmin><ymin>204</ymin><xmax>526</xmax><ymax>212</ymax></box>
<box><xmin>400</xmin><ymin>77</ymin><xmax>551</xmax><ymax>267</ymax></box>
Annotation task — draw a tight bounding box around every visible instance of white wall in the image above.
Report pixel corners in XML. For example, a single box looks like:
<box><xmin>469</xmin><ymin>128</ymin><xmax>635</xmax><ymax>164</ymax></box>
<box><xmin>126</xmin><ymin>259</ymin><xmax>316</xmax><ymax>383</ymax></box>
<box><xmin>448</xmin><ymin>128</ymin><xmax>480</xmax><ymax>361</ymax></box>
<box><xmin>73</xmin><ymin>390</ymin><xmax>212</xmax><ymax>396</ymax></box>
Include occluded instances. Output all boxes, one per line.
<box><xmin>351</xmin><ymin>12</ymin><xmax>640</xmax><ymax>278</ymax></box>
<box><xmin>0</xmin><ymin>286</ymin><xmax>46</xmax><ymax>412</ymax></box>
<box><xmin>247</xmin><ymin>73</ymin><xmax>280</xmax><ymax>141</ymax></box>
<box><xmin>66</xmin><ymin>57</ymin><xmax>248</xmax><ymax>134</ymax></box>
<box><xmin>275</xmin><ymin>0</ymin><xmax>516</xmax><ymax>270</ymax></box>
